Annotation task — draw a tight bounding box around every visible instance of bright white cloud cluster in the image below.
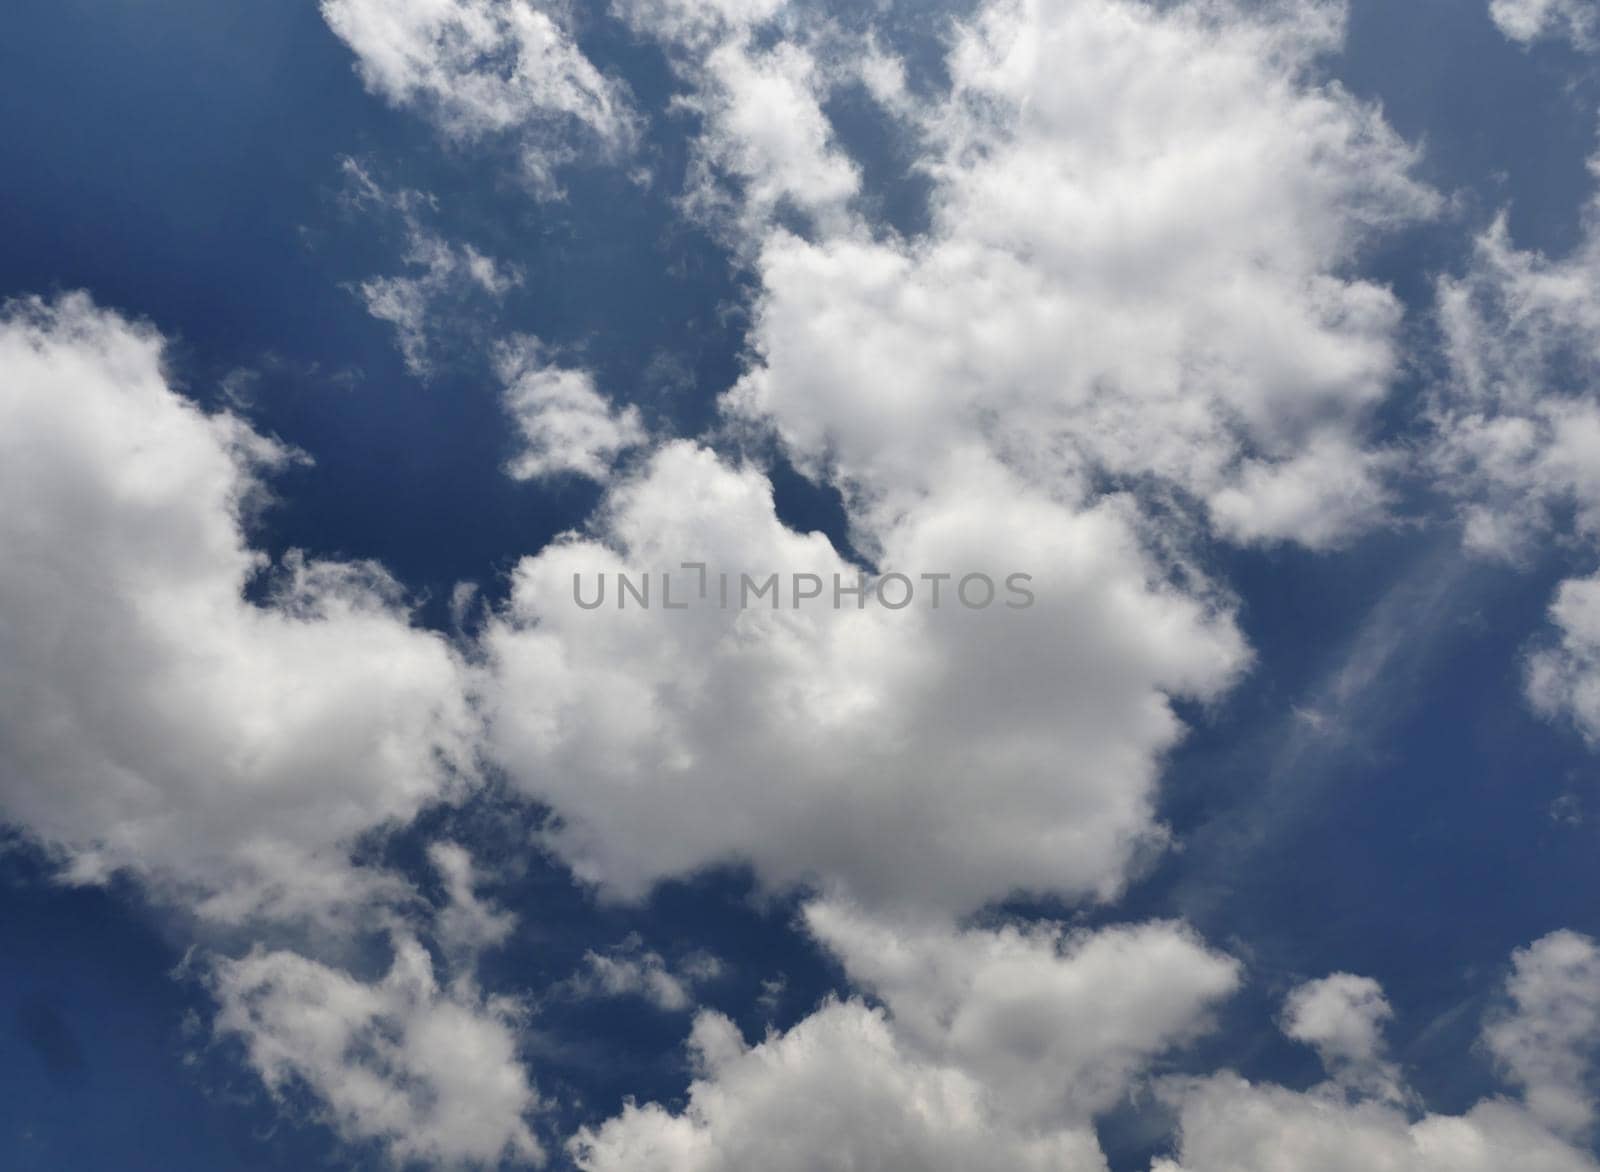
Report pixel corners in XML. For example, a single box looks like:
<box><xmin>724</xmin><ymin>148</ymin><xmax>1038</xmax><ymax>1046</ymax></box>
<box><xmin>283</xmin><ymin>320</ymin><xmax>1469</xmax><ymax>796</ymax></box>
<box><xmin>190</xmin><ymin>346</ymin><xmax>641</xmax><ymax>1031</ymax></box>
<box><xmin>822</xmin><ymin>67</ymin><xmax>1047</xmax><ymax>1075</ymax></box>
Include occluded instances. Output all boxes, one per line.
<box><xmin>1491</xmin><ymin>0</ymin><xmax>1599</xmax><ymax>49</ymax></box>
<box><xmin>483</xmin><ymin>440</ymin><xmax>1248</xmax><ymax>916</ymax></box>
<box><xmin>1433</xmin><ymin>165</ymin><xmax>1600</xmax><ymax>740</ymax></box>
<box><xmin>1157</xmin><ymin>934</ymin><xmax>1600</xmax><ymax>1172</ymax></box>
<box><xmin>12</xmin><ymin>0</ymin><xmax>1600</xmax><ymax>1167</ymax></box>
<box><xmin>1484</xmin><ymin>930</ymin><xmax>1600</xmax><ymax>1137</ymax></box>
<box><xmin>613</xmin><ymin>0</ymin><xmax>859</xmax><ymax>237</ymax></box>
<box><xmin>0</xmin><ymin>294</ymin><xmax>477</xmax><ymax>928</ymax></box>
<box><xmin>802</xmin><ymin>902</ymin><xmax>1241</xmax><ymax>1126</ymax></box>
<box><xmin>321</xmin><ymin>0</ymin><xmax>638</xmax><ymax>193</ymax></box>
<box><xmin>573</xmin><ymin>907</ymin><xmax>1240</xmax><ymax>1171</ymax></box>
<box><xmin>724</xmin><ymin>0</ymin><xmax>1436</xmax><ymax>551</ymax></box>
<box><xmin>213</xmin><ymin>931</ymin><xmax>542</xmax><ymax>1169</ymax></box>
<box><xmin>497</xmin><ymin>336</ymin><xmax>646</xmax><ymax>481</ymax></box>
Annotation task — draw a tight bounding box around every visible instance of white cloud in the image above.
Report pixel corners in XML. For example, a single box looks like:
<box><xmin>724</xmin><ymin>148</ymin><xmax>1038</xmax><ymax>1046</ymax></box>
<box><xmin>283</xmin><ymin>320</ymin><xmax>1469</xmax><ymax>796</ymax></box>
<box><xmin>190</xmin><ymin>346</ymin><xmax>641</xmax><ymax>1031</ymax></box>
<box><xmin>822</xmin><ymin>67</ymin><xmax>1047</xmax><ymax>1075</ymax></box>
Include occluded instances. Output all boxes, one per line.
<box><xmin>1157</xmin><ymin>937</ymin><xmax>1600</xmax><ymax>1172</ymax></box>
<box><xmin>569</xmin><ymin>935</ymin><xmax>721</xmax><ymax>1012</ymax></box>
<box><xmin>477</xmin><ymin>0</ymin><xmax>1447</xmax><ymax>917</ymax></box>
<box><xmin>1155</xmin><ymin>1077</ymin><xmax>1600</xmax><ymax>1172</ymax></box>
<box><xmin>723</xmin><ymin>0</ymin><xmax>1436</xmax><ymax>551</ymax></box>
<box><xmin>497</xmin><ymin>336</ymin><xmax>647</xmax><ymax>481</ymax></box>
<box><xmin>1281</xmin><ymin>973</ymin><xmax>1405</xmax><ymax>1102</ymax></box>
<box><xmin>0</xmin><ymin>293</ymin><xmax>478</xmax><ymax>928</ymax></box>
<box><xmin>1484</xmin><ymin>930</ymin><xmax>1600</xmax><ymax>1137</ymax></box>
<box><xmin>572</xmin><ymin>909</ymin><xmax>1240</xmax><ymax>1171</ymax></box>
<box><xmin>345</xmin><ymin>161</ymin><xmax>522</xmax><ymax>376</ymax></box>
<box><xmin>1432</xmin><ymin>165</ymin><xmax>1600</xmax><ymax>741</ymax></box>
<box><xmin>1529</xmin><ymin>573</ymin><xmax>1600</xmax><ymax>743</ymax></box>
<box><xmin>321</xmin><ymin>0</ymin><xmax>638</xmax><ymax>194</ymax></box>
<box><xmin>482</xmin><ymin>440</ymin><xmax>1247</xmax><ymax>916</ymax></box>
<box><xmin>429</xmin><ymin>841</ymin><xmax>517</xmax><ymax>967</ymax></box>
<box><xmin>802</xmin><ymin>902</ymin><xmax>1241</xmax><ymax>1125</ymax></box>
<box><xmin>570</xmin><ymin>999</ymin><xmax>1109</xmax><ymax>1172</ymax></box>
<box><xmin>614</xmin><ymin>0</ymin><xmax>859</xmax><ymax>238</ymax></box>
<box><xmin>213</xmin><ymin>931</ymin><xmax>543</xmax><ymax>1169</ymax></box>
<box><xmin>1490</xmin><ymin>0</ymin><xmax>1599</xmax><ymax>49</ymax></box>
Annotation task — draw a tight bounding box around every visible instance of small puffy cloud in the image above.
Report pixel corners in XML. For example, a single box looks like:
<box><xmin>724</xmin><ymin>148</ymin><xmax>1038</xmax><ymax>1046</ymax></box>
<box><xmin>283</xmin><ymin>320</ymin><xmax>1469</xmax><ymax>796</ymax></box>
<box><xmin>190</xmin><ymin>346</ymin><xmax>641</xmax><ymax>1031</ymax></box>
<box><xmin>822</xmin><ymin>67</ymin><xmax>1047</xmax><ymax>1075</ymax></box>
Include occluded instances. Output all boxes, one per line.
<box><xmin>1281</xmin><ymin>973</ymin><xmax>1404</xmax><ymax>1102</ymax></box>
<box><xmin>1529</xmin><ymin>573</ymin><xmax>1600</xmax><ymax>743</ymax></box>
<box><xmin>428</xmin><ymin>841</ymin><xmax>517</xmax><ymax>967</ymax></box>
<box><xmin>213</xmin><ymin>932</ymin><xmax>543</xmax><ymax>1169</ymax></box>
<box><xmin>1490</xmin><ymin>0</ymin><xmax>1599</xmax><ymax>49</ymax></box>
<box><xmin>0</xmin><ymin>293</ymin><xmax>477</xmax><ymax>928</ymax></box>
<box><xmin>321</xmin><ymin>0</ymin><xmax>638</xmax><ymax>193</ymax></box>
<box><xmin>497</xmin><ymin>337</ymin><xmax>646</xmax><ymax>481</ymax></box>
<box><xmin>615</xmin><ymin>0</ymin><xmax>859</xmax><ymax>239</ymax></box>
<box><xmin>569</xmin><ymin>935</ymin><xmax>721</xmax><ymax>1012</ymax></box>
<box><xmin>345</xmin><ymin>161</ymin><xmax>522</xmax><ymax>376</ymax></box>
<box><xmin>1484</xmin><ymin>930</ymin><xmax>1600</xmax><ymax>1137</ymax></box>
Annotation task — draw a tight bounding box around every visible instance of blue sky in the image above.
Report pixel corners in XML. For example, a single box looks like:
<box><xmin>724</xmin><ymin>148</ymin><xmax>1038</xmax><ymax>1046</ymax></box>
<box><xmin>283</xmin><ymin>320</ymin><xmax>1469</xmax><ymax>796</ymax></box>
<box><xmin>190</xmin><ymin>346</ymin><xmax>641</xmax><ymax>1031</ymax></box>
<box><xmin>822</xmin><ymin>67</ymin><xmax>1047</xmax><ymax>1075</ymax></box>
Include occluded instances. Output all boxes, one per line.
<box><xmin>7</xmin><ymin>0</ymin><xmax>1600</xmax><ymax>1169</ymax></box>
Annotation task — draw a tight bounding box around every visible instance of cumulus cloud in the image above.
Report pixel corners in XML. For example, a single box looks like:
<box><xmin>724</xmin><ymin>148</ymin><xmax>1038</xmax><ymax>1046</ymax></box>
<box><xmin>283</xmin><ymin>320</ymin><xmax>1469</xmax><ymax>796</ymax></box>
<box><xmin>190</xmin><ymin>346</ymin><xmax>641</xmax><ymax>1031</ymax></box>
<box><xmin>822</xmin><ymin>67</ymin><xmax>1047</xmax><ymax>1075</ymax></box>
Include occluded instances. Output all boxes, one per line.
<box><xmin>573</xmin><ymin>909</ymin><xmax>1239</xmax><ymax>1172</ymax></box>
<box><xmin>802</xmin><ymin>902</ymin><xmax>1241</xmax><ymax>1125</ymax></box>
<box><xmin>723</xmin><ymin>0</ymin><xmax>1435</xmax><ymax>551</ymax></box>
<box><xmin>1281</xmin><ymin>973</ymin><xmax>1405</xmax><ymax>1102</ymax></box>
<box><xmin>0</xmin><ymin>293</ymin><xmax>477</xmax><ymax>928</ymax></box>
<box><xmin>1157</xmin><ymin>935</ymin><xmax>1600</xmax><ymax>1172</ymax></box>
<box><xmin>613</xmin><ymin>0</ymin><xmax>859</xmax><ymax>239</ymax></box>
<box><xmin>1432</xmin><ymin>160</ymin><xmax>1600</xmax><ymax>741</ymax></box>
<box><xmin>1484</xmin><ymin>930</ymin><xmax>1600</xmax><ymax>1137</ymax></box>
<box><xmin>571</xmin><ymin>999</ymin><xmax>1107</xmax><ymax>1172</ymax></box>
<box><xmin>213</xmin><ymin>931</ymin><xmax>543</xmax><ymax>1168</ymax></box>
<box><xmin>1155</xmin><ymin>1077</ymin><xmax>1600</xmax><ymax>1172</ymax></box>
<box><xmin>496</xmin><ymin>336</ymin><xmax>647</xmax><ymax>481</ymax></box>
<box><xmin>321</xmin><ymin>0</ymin><xmax>638</xmax><ymax>193</ymax></box>
<box><xmin>482</xmin><ymin>440</ymin><xmax>1247</xmax><ymax>916</ymax></box>
<box><xmin>1490</xmin><ymin>0</ymin><xmax>1599</xmax><ymax>49</ymax></box>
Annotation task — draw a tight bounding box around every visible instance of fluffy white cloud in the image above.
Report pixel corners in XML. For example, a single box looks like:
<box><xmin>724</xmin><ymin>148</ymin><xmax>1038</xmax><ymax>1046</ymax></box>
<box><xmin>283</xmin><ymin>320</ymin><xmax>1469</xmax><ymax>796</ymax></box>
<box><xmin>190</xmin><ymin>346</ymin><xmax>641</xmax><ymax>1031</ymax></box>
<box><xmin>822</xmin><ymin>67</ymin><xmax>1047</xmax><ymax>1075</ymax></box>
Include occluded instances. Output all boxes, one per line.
<box><xmin>1281</xmin><ymin>973</ymin><xmax>1404</xmax><ymax>1102</ymax></box>
<box><xmin>1155</xmin><ymin>1077</ymin><xmax>1600</xmax><ymax>1172</ymax></box>
<box><xmin>614</xmin><ymin>0</ymin><xmax>858</xmax><ymax>238</ymax></box>
<box><xmin>1157</xmin><ymin>935</ymin><xmax>1600</xmax><ymax>1172</ymax></box>
<box><xmin>1491</xmin><ymin>0</ymin><xmax>1599</xmax><ymax>48</ymax></box>
<box><xmin>1433</xmin><ymin>166</ymin><xmax>1600</xmax><ymax>740</ymax></box>
<box><xmin>322</xmin><ymin>0</ymin><xmax>638</xmax><ymax>193</ymax></box>
<box><xmin>803</xmin><ymin>902</ymin><xmax>1241</xmax><ymax>1125</ymax></box>
<box><xmin>573</xmin><ymin>909</ymin><xmax>1240</xmax><ymax>1170</ymax></box>
<box><xmin>1434</xmin><ymin>202</ymin><xmax>1600</xmax><ymax>563</ymax></box>
<box><xmin>483</xmin><ymin>440</ymin><xmax>1247</xmax><ymax>915</ymax></box>
<box><xmin>1484</xmin><ymin>930</ymin><xmax>1600</xmax><ymax>1137</ymax></box>
<box><xmin>0</xmin><ymin>294</ymin><xmax>478</xmax><ymax>927</ymax></box>
<box><xmin>497</xmin><ymin>336</ymin><xmax>647</xmax><ymax>481</ymax></box>
<box><xmin>570</xmin><ymin>999</ymin><xmax>1108</xmax><ymax>1172</ymax></box>
<box><xmin>1529</xmin><ymin>572</ymin><xmax>1600</xmax><ymax>743</ymax></box>
<box><xmin>723</xmin><ymin>0</ymin><xmax>1435</xmax><ymax>551</ymax></box>
<box><xmin>213</xmin><ymin>931</ymin><xmax>543</xmax><ymax>1169</ymax></box>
